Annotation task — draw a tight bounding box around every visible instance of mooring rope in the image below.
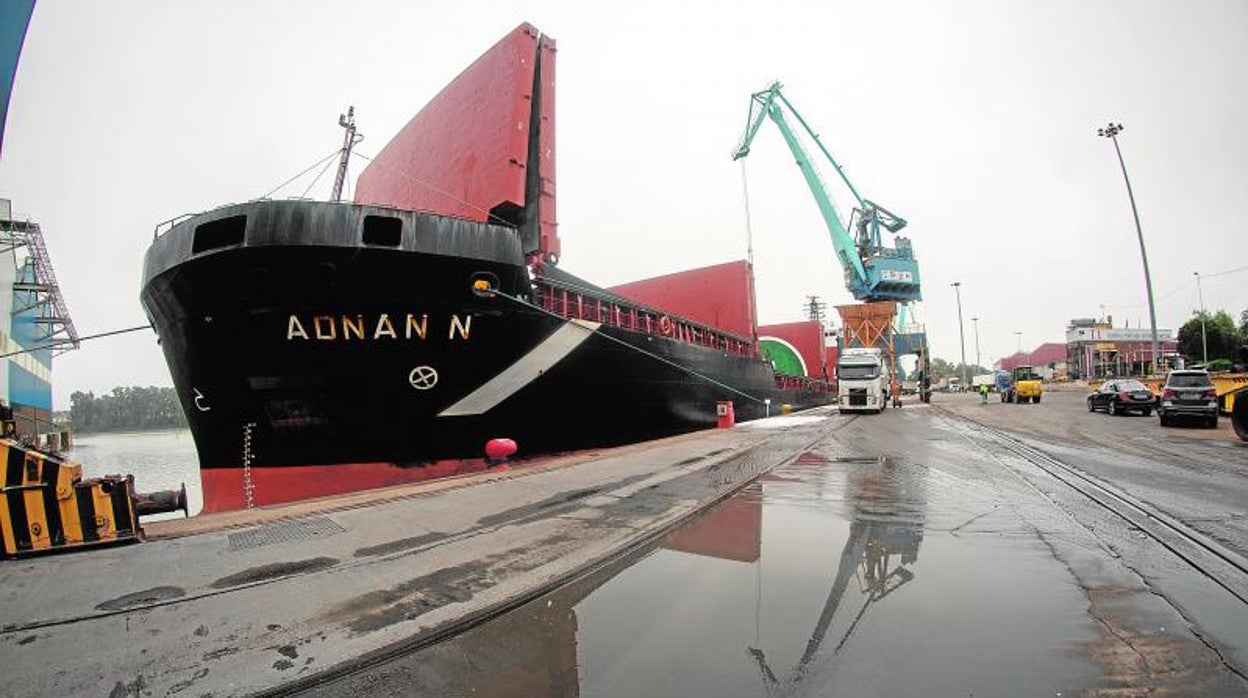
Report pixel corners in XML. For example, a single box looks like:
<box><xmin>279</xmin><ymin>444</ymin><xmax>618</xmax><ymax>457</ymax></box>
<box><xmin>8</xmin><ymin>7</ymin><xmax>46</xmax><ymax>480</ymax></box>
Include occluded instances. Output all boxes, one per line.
<box><xmin>0</xmin><ymin>324</ymin><xmax>153</xmax><ymax>359</ymax></box>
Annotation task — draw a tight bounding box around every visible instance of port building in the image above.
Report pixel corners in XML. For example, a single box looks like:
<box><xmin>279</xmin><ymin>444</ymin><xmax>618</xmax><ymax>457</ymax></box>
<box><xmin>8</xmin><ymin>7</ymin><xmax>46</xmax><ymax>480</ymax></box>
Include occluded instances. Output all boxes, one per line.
<box><xmin>0</xmin><ymin>199</ymin><xmax>78</xmax><ymax>437</ymax></box>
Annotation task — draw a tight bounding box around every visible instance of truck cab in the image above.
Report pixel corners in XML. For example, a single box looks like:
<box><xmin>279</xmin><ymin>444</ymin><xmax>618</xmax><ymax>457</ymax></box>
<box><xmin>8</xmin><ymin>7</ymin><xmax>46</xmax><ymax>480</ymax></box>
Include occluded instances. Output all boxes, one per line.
<box><xmin>1002</xmin><ymin>365</ymin><xmax>1043</xmax><ymax>404</ymax></box>
<box><xmin>837</xmin><ymin>348</ymin><xmax>888</xmax><ymax>414</ymax></box>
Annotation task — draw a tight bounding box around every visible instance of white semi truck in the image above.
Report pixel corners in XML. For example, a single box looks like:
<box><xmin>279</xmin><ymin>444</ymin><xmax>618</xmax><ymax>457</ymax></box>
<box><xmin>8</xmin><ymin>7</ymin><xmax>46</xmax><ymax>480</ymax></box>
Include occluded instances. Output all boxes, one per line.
<box><xmin>837</xmin><ymin>347</ymin><xmax>889</xmax><ymax>414</ymax></box>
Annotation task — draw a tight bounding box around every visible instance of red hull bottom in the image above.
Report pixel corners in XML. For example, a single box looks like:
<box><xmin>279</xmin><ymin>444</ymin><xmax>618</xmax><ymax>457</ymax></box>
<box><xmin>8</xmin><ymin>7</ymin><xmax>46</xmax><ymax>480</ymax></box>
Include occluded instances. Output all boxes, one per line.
<box><xmin>200</xmin><ymin>461</ymin><xmax>492</xmax><ymax>513</ymax></box>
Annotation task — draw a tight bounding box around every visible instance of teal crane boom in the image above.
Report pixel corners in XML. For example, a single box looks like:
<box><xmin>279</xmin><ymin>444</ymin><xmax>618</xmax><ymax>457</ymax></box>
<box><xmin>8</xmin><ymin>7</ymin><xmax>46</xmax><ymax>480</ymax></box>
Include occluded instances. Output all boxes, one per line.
<box><xmin>732</xmin><ymin>81</ymin><xmax>921</xmax><ymax>305</ymax></box>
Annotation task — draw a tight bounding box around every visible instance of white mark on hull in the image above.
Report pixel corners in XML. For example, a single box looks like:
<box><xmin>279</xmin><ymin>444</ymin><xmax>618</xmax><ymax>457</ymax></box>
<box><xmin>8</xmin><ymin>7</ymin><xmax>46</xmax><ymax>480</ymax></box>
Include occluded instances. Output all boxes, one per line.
<box><xmin>438</xmin><ymin>320</ymin><xmax>599</xmax><ymax>417</ymax></box>
<box><xmin>409</xmin><ymin>365</ymin><xmax>439</xmax><ymax>390</ymax></box>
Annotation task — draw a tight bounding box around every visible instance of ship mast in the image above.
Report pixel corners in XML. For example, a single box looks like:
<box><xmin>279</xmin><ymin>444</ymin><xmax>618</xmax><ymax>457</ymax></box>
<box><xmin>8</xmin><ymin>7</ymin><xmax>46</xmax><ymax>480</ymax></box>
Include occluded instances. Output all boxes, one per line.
<box><xmin>331</xmin><ymin>106</ymin><xmax>360</xmax><ymax>202</ymax></box>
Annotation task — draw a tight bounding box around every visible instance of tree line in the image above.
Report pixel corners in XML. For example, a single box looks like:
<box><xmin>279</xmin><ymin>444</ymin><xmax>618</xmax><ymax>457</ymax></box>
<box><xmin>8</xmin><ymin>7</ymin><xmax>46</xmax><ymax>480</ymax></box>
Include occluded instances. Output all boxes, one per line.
<box><xmin>1177</xmin><ymin>308</ymin><xmax>1248</xmax><ymax>370</ymax></box>
<box><xmin>70</xmin><ymin>386</ymin><xmax>187</xmax><ymax>433</ymax></box>
<box><xmin>928</xmin><ymin>358</ymin><xmax>992</xmax><ymax>379</ymax></box>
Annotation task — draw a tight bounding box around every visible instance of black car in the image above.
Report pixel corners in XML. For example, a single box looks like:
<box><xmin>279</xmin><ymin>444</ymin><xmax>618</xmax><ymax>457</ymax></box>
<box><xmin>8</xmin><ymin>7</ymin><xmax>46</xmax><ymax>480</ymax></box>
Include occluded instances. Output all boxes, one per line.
<box><xmin>1087</xmin><ymin>379</ymin><xmax>1155</xmax><ymax>416</ymax></box>
<box><xmin>1158</xmin><ymin>370</ymin><xmax>1219</xmax><ymax>428</ymax></box>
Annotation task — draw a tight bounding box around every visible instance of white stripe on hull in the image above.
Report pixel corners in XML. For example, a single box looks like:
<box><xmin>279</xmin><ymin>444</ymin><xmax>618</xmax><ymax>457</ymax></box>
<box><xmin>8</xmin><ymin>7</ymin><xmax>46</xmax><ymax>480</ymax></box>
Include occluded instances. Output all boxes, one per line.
<box><xmin>437</xmin><ymin>319</ymin><xmax>600</xmax><ymax>417</ymax></box>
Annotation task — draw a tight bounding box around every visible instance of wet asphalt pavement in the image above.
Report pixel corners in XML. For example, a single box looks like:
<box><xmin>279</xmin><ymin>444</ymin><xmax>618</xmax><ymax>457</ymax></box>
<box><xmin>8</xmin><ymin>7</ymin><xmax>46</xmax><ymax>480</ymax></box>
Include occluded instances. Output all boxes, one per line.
<box><xmin>307</xmin><ymin>389</ymin><xmax>1248</xmax><ymax>697</ymax></box>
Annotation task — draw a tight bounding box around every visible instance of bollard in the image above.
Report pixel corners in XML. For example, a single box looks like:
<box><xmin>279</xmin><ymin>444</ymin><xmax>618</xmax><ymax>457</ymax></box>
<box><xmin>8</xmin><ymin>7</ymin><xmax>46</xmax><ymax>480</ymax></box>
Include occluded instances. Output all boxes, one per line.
<box><xmin>716</xmin><ymin>401</ymin><xmax>735</xmax><ymax>428</ymax></box>
<box><xmin>134</xmin><ymin>483</ymin><xmax>190</xmax><ymax>517</ymax></box>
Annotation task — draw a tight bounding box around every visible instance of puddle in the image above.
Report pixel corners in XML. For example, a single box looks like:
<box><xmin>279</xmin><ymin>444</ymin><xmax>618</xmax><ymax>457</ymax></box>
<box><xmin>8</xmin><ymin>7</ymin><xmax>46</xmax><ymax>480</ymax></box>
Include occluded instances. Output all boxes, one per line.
<box><xmin>304</xmin><ymin>450</ymin><xmax>1103</xmax><ymax>696</ymax></box>
<box><xmin>738</xmin><ymin>415</ymin><xmax>828</xmax><ymax>430</ymax></box>
<box><xmin>95</xmin><ymin>586</ymin><xmax>187</xmax><ymax>611</ymax></box>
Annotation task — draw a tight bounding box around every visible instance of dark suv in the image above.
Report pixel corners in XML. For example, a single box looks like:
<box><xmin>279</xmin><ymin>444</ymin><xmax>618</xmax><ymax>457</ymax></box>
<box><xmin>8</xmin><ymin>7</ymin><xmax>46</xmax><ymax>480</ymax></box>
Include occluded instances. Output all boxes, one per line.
<box><xmin>1158</xmin><ymin>370</ymin><xmax>1218</xmax><ymax>428</ymax></box>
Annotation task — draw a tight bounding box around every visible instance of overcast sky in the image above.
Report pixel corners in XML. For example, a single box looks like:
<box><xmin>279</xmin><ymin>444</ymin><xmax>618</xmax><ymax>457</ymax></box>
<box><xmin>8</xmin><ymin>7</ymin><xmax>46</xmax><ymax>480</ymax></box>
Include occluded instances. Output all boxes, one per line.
<box><xmin>1</xmin><ymin>0</ymin><xmax>1245</xmax><ymax>408</ymax></box>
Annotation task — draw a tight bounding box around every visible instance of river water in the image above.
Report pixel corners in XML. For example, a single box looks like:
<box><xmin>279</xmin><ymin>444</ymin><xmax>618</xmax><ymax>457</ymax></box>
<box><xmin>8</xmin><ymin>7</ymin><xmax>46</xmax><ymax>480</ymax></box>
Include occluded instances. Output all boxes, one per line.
<box><xmin>66</xmin><ymin>428</ymin><xmax>203</xmax><ymax>517</ymax></box>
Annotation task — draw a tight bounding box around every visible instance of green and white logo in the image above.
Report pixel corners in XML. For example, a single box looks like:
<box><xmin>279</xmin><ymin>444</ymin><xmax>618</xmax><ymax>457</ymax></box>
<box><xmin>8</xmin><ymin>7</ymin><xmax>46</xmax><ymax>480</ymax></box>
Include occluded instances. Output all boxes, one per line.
<box><xmin>759</xmin><ymin>336</ymin><xmax>807</xmax><ymax>376</ymax></box>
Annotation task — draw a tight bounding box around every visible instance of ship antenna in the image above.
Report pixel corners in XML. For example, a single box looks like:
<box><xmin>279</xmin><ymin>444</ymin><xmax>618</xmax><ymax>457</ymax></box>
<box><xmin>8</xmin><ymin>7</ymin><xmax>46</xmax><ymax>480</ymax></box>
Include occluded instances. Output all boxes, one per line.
<box><xmin>331</xmin><ymin>106</ymin><xmax>362</xmax><ymax>202</ymax></box>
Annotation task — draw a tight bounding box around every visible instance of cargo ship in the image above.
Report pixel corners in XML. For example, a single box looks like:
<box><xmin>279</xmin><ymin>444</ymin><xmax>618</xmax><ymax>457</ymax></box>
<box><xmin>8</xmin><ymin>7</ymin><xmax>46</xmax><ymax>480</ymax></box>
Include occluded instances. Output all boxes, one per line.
<box><xmin>140</xmin><ymin>24</ymin><xmax>834</xmax><ymax>513</ymax></box>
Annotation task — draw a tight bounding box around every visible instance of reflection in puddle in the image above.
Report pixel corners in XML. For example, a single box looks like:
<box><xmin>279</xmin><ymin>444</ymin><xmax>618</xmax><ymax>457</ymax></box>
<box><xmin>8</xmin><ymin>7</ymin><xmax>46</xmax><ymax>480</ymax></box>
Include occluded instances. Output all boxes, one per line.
<box><xmin>744</xmin><ymin>454</ymin><xmax>924</xmax><ymax>691</ymax></box>
<box><xmin>338</xmin><ymin>446</ymin><xmax>1100</xmax><ymax>696</ymax></box>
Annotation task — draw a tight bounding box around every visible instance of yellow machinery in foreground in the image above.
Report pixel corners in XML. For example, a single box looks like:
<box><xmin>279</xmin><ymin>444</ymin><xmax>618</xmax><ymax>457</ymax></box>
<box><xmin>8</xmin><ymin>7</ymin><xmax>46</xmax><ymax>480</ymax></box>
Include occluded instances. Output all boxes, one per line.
<box><xmin>0</xmin><ymin>437</ymin><xmax>187</xmax><ymax>558</ymax></box>
<box><xmin>1002</xmin><ymin>365</ymin><xmax>1043</xmax><ymax>404</ymax></box>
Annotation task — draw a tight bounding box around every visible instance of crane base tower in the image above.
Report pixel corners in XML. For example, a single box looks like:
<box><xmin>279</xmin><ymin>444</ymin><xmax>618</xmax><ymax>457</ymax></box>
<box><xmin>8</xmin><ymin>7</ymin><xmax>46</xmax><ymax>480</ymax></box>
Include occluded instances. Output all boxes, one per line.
<box><xmin>836</xmin><ymin>302</ymin><xmax>931</xmax><ymax>403</ymax></box>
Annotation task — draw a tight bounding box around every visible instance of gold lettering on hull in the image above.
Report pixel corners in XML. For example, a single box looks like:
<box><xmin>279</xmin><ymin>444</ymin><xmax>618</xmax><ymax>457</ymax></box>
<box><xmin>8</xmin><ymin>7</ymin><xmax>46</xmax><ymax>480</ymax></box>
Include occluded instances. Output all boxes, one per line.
<box><xmin>284</xmin><ymin>313</ymin><xmax>471</xmax><ymax>343</ymax></box>
<box><xmin>342</xmin><ymin>315</ymin><xmax>366</xmax><ymax>340</ymax></box>
<box><xmin>287</xmin><ymin>316</ymin><xmax>309</xmax><ymax>340</ymax></box>
<box><xmin>314</xmin><ymin>316</ymin><xmax>336</xmax><ymax>340</ymax></box>
<box><xmin>449</xmin><ymin>314</ymin><xmax>471</xmax><ymax>341</ymax></box>
<box><xmin>374</xmin><ymin>314</ymin><xmax>397</xmax><ymax>340</ymax></box>
<box><xmin>406</xmin><ymin>313</ymin><xmax>428</xmax><ymax>340</ymax></box>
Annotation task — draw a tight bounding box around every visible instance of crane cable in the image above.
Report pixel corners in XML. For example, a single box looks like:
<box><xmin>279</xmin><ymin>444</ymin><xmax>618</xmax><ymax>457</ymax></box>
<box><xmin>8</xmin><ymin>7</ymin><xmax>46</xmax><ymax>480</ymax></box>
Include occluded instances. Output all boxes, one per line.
<box><xmin>741</xmin><ymin>159</ymin><xmax>755</xmax><ymax>269</ymax></box>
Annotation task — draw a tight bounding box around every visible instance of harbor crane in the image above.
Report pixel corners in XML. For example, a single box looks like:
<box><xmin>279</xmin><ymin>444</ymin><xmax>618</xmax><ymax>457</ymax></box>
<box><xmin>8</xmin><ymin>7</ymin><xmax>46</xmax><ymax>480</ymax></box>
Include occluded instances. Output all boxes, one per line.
<box><xmin>733</xmin><ymin>81</ymin><xmax>930</xmax><ymax>400</ymax></box>
<box><xmin>732</xmin><ymin>81</ymin><xmax>921</xmax><ymax>306</ymax></box>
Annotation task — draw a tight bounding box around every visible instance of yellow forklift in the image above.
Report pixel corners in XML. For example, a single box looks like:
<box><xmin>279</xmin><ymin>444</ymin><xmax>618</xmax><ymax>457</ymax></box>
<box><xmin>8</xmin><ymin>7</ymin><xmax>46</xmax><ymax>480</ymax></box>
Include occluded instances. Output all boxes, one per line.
<box><xmin>1001</xmin><ymin>365</ymin><xmax>1044</xmax><ymax>404</ymax></box>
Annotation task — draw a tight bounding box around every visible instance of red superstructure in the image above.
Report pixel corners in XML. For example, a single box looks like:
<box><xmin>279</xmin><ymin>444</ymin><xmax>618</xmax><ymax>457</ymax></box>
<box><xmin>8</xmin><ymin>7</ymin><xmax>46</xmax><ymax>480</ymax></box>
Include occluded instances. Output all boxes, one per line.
<box><xmin>355</xmin><ymin>23</ymin><xmax>560</xmax><ymax>263</ymax></box>
<box><xmin>609</xmin><ymin>261</ymin><xmax>757</xmax><ymax>339</ymax></box>
<box><xmin>663</xmin><ymin>496</ymin><xmax>761</xmax><ymax>563</ymax></box>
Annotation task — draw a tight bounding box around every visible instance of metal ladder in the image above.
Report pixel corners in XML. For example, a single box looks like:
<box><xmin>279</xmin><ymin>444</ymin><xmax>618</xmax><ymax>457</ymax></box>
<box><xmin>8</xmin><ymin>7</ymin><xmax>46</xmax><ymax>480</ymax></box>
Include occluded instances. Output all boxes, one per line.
<box><xmin>3</xmin><ymin>217</ymin><xmax>80</xmax><ymax>352</ymax></box>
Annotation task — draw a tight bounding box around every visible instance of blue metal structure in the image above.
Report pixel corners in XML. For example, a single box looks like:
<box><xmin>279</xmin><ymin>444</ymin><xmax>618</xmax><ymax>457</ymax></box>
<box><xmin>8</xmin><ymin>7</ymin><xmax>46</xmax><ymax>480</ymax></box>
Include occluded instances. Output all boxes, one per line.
<box><xmin>10</xmin><ymin>259</ymin><xmax>52</xmax><ymax>412</ymax></box>
<box><xmin>732</xmin><ymin>81</ymin><xmax>921</xmax><ymax>304</ymax></box>
<box><xmin>1</xmin><ymin>0</ymin><xmax>37</xmax><ymax>158</ymax></box>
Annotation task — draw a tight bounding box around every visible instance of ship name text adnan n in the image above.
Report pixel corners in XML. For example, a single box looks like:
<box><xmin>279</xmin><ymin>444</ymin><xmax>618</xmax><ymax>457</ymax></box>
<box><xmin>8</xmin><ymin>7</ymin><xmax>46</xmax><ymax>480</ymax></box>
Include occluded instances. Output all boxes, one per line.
<box><xmin>286</xmin><ymin>313</ymin><xmax>473</xmax><ymax>342</ymax></box>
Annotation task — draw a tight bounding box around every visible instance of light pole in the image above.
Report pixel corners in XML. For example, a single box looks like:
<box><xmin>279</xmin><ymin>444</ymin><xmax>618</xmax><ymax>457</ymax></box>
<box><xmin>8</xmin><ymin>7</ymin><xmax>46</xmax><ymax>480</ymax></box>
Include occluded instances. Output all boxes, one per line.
<box><xmin>1194</xmin><ymin>271</ymin><xmax>1207</xmax><ymax>364</ymax></box>
<box><xmin>1014</xmin><ymin>331</ymin><xmax>1022</xmax><ymax>355</ymax></box>
<box><xmin>952</xmin><ymin>282</ymin><xmax>967</xmax><ymax>390</ymax></box>
<box><xmin>971</xmin><ymin>317</ymin><xmax>981</xmax><ymax>370</ymax></box>
<box><xmin>1098</xmin><ymin>122</ymin><xmax>1159</xmax><ymax>374</ymax></box>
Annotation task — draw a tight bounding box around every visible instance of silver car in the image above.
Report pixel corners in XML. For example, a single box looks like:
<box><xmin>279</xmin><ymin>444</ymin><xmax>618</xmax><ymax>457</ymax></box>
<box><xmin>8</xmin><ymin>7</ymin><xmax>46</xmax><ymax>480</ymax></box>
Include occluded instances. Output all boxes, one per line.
<box><xmin>1158</xmin><ymin>370</ymin><xmax>1219</xmax><ymax>428</ymax></box>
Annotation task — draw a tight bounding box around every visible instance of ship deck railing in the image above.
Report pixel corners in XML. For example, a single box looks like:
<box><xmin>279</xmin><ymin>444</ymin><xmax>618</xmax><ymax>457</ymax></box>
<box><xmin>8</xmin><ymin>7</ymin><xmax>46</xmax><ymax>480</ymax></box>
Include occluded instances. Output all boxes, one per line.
<box><xmin>153</xmin><ymin>212</ymin><xmax>199</xmax><ymax>240</ymax></box>
<box><xmin>773</xmin><ymin>373</ymin><xmax>835</xmax><ymax>394</ymax></box>
<box><xmin>533</xmin><ymin>277</ymin><xmax>760</xmax><ymax>360</ymax></box>
<box><xmin>533</xmin><ymin>277</ymin><xmax>836</xmax><ymax>395</ymax></box>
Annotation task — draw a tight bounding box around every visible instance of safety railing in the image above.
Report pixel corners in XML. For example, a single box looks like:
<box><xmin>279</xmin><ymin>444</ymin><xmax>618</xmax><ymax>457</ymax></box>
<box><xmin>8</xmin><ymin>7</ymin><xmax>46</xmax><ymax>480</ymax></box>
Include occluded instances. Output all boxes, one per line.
<box><xmin>774</xmin><ymin>373</ymin><xmax>835</xmax><ymax>393</ymax></box>
<box><xmin>532</xmin><ymin>276</ymin><xmax>835</xmax><ymax>395</ymax></box>
<box><xmin>533</xmin><ymin>277</ymin><xmax>759</xmax><ymax>359</ymax></box>
<box><xmin>152</xmin><ymin>212</ymin><xmax>199</xmax><ymax>240</ymax></box>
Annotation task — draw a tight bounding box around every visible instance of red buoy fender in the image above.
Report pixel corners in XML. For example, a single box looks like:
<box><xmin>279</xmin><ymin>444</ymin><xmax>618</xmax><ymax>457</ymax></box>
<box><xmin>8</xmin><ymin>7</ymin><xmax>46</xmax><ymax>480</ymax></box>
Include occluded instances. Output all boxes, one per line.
<box><xmin>485</xmin><ymin>438</ymin><xmax>518</xmax><ymax>461</ymax></box>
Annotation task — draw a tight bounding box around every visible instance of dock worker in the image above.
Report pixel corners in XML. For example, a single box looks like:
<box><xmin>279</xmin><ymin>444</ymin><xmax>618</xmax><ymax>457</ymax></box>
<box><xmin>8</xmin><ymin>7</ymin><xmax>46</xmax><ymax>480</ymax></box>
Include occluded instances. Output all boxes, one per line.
<box><xmin>979</xmin><ymin>381</ymin><xmax>989</xmax><ymax>404</ymax></box>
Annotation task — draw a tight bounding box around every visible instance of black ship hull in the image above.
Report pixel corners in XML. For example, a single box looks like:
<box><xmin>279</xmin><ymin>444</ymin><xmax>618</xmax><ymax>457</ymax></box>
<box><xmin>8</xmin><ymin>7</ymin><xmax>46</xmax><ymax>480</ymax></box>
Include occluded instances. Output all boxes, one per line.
<box><xmin>142</xmin><ymin>201</ymin><xmax>831</xmax><ymax>511</ymax></box>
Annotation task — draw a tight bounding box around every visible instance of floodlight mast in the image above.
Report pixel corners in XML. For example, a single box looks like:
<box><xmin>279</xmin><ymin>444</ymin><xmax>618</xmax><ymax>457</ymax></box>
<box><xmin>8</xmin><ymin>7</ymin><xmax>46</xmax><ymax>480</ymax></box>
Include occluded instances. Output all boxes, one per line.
<box><xmin>1097</xmin><ymin>122</ymin><xmax>1159</xmax><ymax>373</ymax></box>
